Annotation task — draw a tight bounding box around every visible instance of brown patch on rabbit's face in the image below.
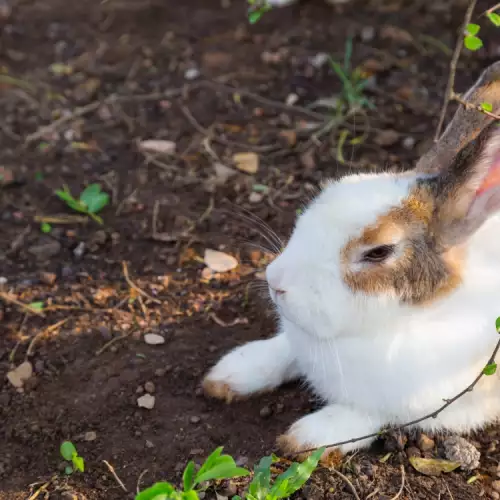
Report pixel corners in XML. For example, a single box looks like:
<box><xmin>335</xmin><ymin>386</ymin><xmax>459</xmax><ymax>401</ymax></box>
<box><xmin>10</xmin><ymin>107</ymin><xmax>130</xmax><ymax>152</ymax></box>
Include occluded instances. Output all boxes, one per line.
<box><xmin>341</xmin><ymin>184</ymin><xmax>464</xmax><ymax>305</ymax></box>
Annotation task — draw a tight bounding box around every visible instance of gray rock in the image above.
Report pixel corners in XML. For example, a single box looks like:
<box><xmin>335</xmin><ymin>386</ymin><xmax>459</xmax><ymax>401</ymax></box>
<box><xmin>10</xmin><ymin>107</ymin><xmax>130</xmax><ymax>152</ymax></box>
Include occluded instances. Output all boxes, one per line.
<box><xmin>443</xmin><ymin>435</ymin><xmax>480</xmax><ymax>471</ymax></box>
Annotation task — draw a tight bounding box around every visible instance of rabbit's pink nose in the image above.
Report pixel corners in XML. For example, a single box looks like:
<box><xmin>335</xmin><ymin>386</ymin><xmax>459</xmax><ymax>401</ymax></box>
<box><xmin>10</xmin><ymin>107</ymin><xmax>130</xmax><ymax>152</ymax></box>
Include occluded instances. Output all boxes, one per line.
<box><xmin>266</xmin><ymin>264</ymin><xmax>286</xmax><ymax>295</ymax></box>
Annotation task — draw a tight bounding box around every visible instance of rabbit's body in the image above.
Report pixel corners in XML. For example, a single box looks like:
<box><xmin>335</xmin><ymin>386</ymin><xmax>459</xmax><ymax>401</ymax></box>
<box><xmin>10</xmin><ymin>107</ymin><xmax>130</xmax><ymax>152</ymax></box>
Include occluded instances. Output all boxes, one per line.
<box><xmin>203</xmin><ymin>63</ymin><xmax>500</xmax><ymax>457</ymax></box>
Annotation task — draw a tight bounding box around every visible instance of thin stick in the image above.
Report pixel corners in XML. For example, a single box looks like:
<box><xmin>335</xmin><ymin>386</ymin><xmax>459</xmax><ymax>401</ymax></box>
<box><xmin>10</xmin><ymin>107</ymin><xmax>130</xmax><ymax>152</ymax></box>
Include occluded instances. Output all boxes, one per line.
<box><xmin>292</xmin><ymin>338</ymin><xmax>500</xmax><ymax>456</ymax></box>
<box><xmin>9</xmin><ymin>314</ymin><xmax>29</xmax><ymax>364</ymax></box>
<box><xmin>103</xmin><ymin>460</ymin><xmax>128</xmax><ymax>492</ymax></box>
<box><xmin>95</xmin><ymin>330</ymin><xmax>132</xmax><ymax>356</ymax></box>
<box><xmin>34</xmin><ymin>215</ymin><xmax>89</xmax><ymax>224</ymax></box>
<box><xmin>330</xmin><ymin>467</ymin><xmax>361</xmax><ymax>500</ymax></box>
<box><xmin>179</xmin><ymin>105</ymin><xmax>276</xmax><ymax>153</ymax></box>
<box><xmin>0</xmin><ymin>291</ymin><xmax>45</xmax><ymax>317</ymax></box>
<box><xmin>389</xmin><ymin>465</ymin><xmax>405</xmax><ymax>500</ymax></box>
<box><xmin>25</xmin><ymin>101</ymin><xmax>101</xmax><ymax>145</ymax></box>
<box><xmin>434</xmin><ymin>0</ymin><xmax>477</xmax><ymax>141</ymax></box>
<box><xmin>26</xmin><ymin>319</ymin><xmax>69</xmax><ymax>357</ymax></box>
<box><xmin>452</xmin><ymin>92</ymin><xmax>500</xmax><ymax>120</ymax></box>
<box><xmin>136</xmin><ymin>469</ymin><xmax>149</xmax><ymax>494</ymax></box>
<box><xmin>122</xmin><ymin>261</ymin><xmax>161</xmax><ymax>304</ymax></box>
<box><xmin>27</xmin><ymin>481</ymin><xmax>51</xmax><ymax>500</ymax></box>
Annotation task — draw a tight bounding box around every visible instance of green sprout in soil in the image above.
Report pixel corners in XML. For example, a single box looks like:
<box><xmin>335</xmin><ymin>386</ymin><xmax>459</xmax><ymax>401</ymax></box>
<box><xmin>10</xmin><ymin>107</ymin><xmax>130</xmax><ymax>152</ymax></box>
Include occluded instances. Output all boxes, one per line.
<box><xmin>136</xmin><ymin>447</ymin><xmax>249</xmax><ymax>500</ymax></box>
<box><xmin>247</xmin><ymin>0</ymin><xmax>271</xmax><ymax>24</ymax></box>
<box><xmin>55</xmin><ymin>183</ymin><xmax>109</xmax><ymax>224</ymax></box>
<box><xmin>329</xmin><ymin>37</ymin><xmax>373</xmax><ymax>113</ymax></box>
<box><xmin>136</xmin><ymin>446</ymin><xmax>324</xmax><ymax>500</ymax></box>
<box><xmin>60</xmin><ymin>441</ymin><xmax>85</xmax><ymax>475</ymax></box>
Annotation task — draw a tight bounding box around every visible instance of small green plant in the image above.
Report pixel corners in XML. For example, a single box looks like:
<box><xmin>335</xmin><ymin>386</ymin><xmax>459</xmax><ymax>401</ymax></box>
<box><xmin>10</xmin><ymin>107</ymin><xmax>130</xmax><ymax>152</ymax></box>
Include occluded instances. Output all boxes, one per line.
<box><xmin>136</xmin><ymin>447</ymin><xmax>323</xmax><ymax>500</ymax></box>
<box><xmin>247</xmin><ymin>0</ymin><xmax>271</xmax><ymax>24</ymax></box>
<box><xmin>235</xmin><ymin>448</ymin><xmax>324</xmax><ymax>500</ymax></box>
<box><xmin>55</xmin><ymin>183</ymin><xmax>109</xmax><ymax>224</ymax></box>
<box><xmin>136</xmin><ymin>447</ymin><xmax>249</xmax><ymax>500</ymax></box>
<box><xmin>60</xmin><ymin>441</ymin><xmax>85</xmax><ymax>475</ymax></box>
<box><xmin>29</xmin><ymin>301</ymin><xmax>45</xmax><ymax>312</ymax></box>
<box><xmin>329</xmin><ymin>37</ymin><xmax>373</xmax><ymax>113</ymax></box>
<box><xmin>40</xmin><ymin>222</ymin><xmax>52</xmax><ymax>233</ymax></box>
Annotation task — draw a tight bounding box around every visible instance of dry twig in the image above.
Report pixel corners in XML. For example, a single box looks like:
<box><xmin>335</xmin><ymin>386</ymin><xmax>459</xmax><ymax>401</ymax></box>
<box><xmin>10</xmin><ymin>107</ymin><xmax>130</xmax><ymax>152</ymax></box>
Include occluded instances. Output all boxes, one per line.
<box><xmin>103</xmin><ymin>460</ymin><xmax>128</xmax><ymax>492</ymax></box>
<box><xmin>292</xmin><ymin>337</ymin><xmax>500</xmax><ymax>455</ymax></box>
<box><xmin>26</xmin><ymin>319</ymin><xmax>69</xmax><ymax>357</ymax></box>
<box><xmin>389</xmin><ymin>465</ymin><xmax>406</xmax><ymax>500</ymax></box>
<box><xmin>0</xmin><ymin>291</ymin><xmax>45</xmax><ymax>317</ymax></box>
<box><xmin>329</xmin><ymin>467</ymin><xmax>361</xmax><ymax>500</ymax></box>
<box><xmin>452</xmin><ymin>92</ymin><xmax>500</xmax><ymax>120</ymax></box>
<box><xmin>434</xmin><ymin>0</ymin><xmax>478</xmax><ymax>140</ymax></box>
<box><xmin>122</xmin><ymin>261</ymin><xmax>161</xmax><ymax>304</ymax></box>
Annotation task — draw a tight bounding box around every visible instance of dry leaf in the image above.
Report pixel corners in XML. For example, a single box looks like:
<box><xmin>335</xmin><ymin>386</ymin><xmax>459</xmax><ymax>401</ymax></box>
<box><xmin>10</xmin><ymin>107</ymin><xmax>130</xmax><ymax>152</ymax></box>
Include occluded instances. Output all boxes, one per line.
<box><xmin>204</xmin><ymin>249</ymin><xmax>238</xmax><ymax>272</ymax></box>
<box><xmin>233</xmin><ymin>152</ymin><xmax>259</xmax><ymax>175</ymax></box>
<box><xmin>144</xmin><ymin>333</ymin><xmax>165</xmax><ymax>345</ymax></box>
<box><xmin>139</xmin><ymin>140</ymin><xmax>176</xmax><ymax>155</ymax></box>
<box><xmin>409</xmin><ymin>456</ymin><xmax>461</xmax><ymax>477</ymax></box>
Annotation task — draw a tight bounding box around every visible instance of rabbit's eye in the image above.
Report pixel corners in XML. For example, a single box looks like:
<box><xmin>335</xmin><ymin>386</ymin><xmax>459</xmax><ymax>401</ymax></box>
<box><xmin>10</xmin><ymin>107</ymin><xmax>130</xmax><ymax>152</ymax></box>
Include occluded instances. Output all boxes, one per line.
<box><xmin>362</xmin><ymin>245</ymin><xmax>395</xmax><ymax>263</ymax></box>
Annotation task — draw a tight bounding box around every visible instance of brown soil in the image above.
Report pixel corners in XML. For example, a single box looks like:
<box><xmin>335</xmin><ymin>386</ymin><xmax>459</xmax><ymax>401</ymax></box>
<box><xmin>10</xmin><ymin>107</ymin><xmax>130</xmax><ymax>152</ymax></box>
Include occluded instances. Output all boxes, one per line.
<box><xmin>1</xmin><ymin>0</ymin><xmax>500</xmax><ymax>498</ymax></box>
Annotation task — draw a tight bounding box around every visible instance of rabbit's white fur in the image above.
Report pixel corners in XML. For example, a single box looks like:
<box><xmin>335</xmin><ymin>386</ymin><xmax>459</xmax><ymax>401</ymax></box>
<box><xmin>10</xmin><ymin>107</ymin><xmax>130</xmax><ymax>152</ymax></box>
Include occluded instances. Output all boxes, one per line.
<box><xmin>204</xmin><ymin>165</ymin><xmax>500</xmax><ymax>454</ymax></box>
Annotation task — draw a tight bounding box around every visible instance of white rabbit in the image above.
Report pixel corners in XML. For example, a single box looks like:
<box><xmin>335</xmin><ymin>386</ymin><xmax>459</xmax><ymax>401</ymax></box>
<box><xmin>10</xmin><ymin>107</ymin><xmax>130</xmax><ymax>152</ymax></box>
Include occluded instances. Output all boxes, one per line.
<box><xmin>203</xmin><ymin>62</ymin><xmax>500</xmax><ymax>459</ymax></box>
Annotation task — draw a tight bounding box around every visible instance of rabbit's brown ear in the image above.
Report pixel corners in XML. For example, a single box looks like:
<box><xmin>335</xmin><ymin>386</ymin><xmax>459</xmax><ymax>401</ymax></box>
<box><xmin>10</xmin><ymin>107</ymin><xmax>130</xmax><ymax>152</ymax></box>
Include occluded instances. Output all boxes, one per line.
<box><xmin>416</xmin><ymin>61</ymin><xmax>500</xmax><ymax>175</ymax></box>
<box><xmin>430</xmin><ymin>124</ymin><xmax>500</xmax><ymax>249</ymax></box>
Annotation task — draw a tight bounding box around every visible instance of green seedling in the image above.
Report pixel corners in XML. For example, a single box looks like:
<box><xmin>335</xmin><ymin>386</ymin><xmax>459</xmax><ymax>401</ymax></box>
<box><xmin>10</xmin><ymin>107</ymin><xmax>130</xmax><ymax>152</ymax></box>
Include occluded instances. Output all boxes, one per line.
<box><xmin>329</xmin><ymin>37</ymin><xmax>374</xmax><ymax>113</ymax></box>
<box><xmin>60</xmin><ymin>441</ymin><xmax>85</xmax><ymax>475</ymax></box>
<box><xmin>247</xmin><ymin>0</ymin><xmax>271</xmax><ymax>24</ymax></box>
<box><xmin>55</xmin><ymin>183</ymin><xmax>109</xmax><ymax>224</ymax></box>
<box><xmin>40</xmin><ymin>222</ymin><xmax>52</xmax><ymax>234</ymax></box>
<box><xmin>136</xmin><ymin>446</ymin><xmax>249</xmax><ymax>500</ymax></box>
<box><xmin>29</xmin><ymin>301</ymin><xmax>45</xmax><ymax>312</ymax></box>
<box><xmin>235</xmin><ymin>448</ymin><xmax>324</xmax><ymax>500</ymax></box>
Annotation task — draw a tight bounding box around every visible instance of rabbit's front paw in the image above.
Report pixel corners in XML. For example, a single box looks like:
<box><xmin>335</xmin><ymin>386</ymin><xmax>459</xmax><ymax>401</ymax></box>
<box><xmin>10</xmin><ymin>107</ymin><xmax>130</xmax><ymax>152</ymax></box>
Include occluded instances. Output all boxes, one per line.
<box><xmin>277</xmin><ymin>404</ymin><xmax>381</xmax><ymax>459</ymax></box>
<box><xmin>203</xmin><ymin>333</ymin><xmax>299</xmax><ymax>403</ymax></box>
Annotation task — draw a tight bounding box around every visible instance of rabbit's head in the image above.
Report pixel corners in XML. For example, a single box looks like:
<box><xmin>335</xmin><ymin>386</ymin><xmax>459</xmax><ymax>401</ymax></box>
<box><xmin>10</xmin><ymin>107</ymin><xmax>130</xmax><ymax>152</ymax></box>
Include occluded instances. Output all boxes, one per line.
<box><xmin>267</xmin><ymin>62</ymin><xmax>500</xmax><ymax>339</ymax></box>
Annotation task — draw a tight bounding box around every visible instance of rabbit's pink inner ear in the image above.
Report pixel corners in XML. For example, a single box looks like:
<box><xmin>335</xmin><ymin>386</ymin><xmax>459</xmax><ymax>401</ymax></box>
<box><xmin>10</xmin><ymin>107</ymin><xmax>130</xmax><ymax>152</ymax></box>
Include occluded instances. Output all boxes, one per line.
<box><xmin>476</xmin><ymin>152</ymin><xmax>500</xmax><ymax>196</ymax></box>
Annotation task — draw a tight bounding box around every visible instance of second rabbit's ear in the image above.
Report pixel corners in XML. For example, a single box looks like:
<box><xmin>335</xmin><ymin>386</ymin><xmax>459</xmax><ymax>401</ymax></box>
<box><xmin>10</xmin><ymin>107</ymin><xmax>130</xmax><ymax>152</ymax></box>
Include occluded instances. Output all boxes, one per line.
<box><xmin>415</xmin><ymin>61</ymin><xmax>500</xmax><ymax>175</ymax></box>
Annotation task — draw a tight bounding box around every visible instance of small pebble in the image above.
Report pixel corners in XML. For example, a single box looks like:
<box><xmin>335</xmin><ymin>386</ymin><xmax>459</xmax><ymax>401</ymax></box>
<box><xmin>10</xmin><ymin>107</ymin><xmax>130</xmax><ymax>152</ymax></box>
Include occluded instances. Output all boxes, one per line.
<box><xmin>309</xmin><ymin>52</ymin><xmax>329</xmax><ymax>68</ymax></box>
<box><xmin>144</xmin><ymin>333</ymin><xmax>165</xmax><ymax>345</ymax></box>
<box><xmin>444</xmin><ymin>435</ymin><xmax>480</xmax><ymax>471</ymax></box>
<box><xmin>361</xmin><ymin>25</ymin><xmax>376</xmax><ymax>42</ymax></box>
<box><xmin>144</xmin><ymin>381</ymin><xmax>155</xmax><ymax>394</ymax></box>
<box><xmin>185</xmin><ymin>68</ymin><xmax>200</xmax><ymax>80</ymax></box>
<box><xmin>73</xmin><ymin>242</ymin><xmax>86</xmax><ymax>259</ymax></box>
<box><xmin>137</xmin><ymin>394</ymin><xmax>155</xmax><ymax>410</ymax></box>
<box><xmin>190</xmin><ymin>415</ymin><xmax>201</xmax><ymax>424</ymax></box>
<box><xmin>417</xmin><ymin>433</ymin><xmax>435</xmax><ymax>452</ymax></box>
<box><xmin>84</xmin><ymin>431</ymin><xmax>97</xmax><ymax>442</ymax></box>
<box><xmin>249</xmin><ymin>192</ymin><xmax>263</xmax><ymax>203</ymax></box>
<box><xmin>0</xmin><ymin>277</ymin><xmax>7</xmax><ymax>286</ymax></box>
<box><xmin>403</xmin><ymin>136</ymin><xmax>416</xmax><ymax>150</ymax></box>
<box><xmin>145</xmin><ymin>440</ymin><xmax>154</xmax><ymax>448</ymax></box>
<box><xmin>259</xmin><ymin>406</ymin><xmax>272</xmax><ymax>419</ymax></box>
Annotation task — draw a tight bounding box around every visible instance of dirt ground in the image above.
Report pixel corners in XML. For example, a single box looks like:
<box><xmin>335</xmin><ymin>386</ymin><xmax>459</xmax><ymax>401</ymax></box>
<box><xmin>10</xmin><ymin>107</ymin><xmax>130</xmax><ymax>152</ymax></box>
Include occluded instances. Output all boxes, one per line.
<box><xmin>1</xmin><ymin>0</ymin><xmax>500</xmax><ymax>498</ymax></box>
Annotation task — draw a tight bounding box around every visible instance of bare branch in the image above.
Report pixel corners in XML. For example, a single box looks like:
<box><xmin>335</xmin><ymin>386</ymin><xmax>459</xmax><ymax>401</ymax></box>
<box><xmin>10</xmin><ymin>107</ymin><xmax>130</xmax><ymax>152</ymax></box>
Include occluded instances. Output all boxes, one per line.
<box><xmin>434</xmin><ymin>0</ymin><xmax>478</xmax><ymax>141</ymax></box>
<box><xmin>291</xmin><ymin>338</ymin><xmax>500</xmax><ymax>456</ymax></box>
